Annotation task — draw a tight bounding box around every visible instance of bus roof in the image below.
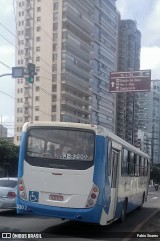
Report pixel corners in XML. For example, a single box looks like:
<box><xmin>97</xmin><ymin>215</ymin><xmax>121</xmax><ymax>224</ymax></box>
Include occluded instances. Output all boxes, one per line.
<box><xmin>23</xmin><ymin>121</ymin><xmax>150</xmax><ymax>159</ymax></box>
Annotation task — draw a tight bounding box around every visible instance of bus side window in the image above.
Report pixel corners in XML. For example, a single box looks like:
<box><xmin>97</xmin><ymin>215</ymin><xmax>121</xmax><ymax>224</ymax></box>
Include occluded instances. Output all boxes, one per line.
<box><xmin>107</xmin><ymin>140</ymin><xmax>112</xmax><ymax>176</ymax></box>
<box><xmin>128</xmin><ymin>152</ymin><xmax>134</xmax><ymax>176</ymax></box>
<box><xmin>135</xmin><ymin>155</ymin><xmax>140</xmax><ymax>176</ymax></box>
<box><xmin>144</xmin><ymin>159</ymin><xmax>148</xmax><ymax>176</ymax></box>
<box><xmin>140</xmin><ymin>157</ymin><xmax>144</xmax><ymax>176</ymax></box>
<box><xmin>121</xmin><ymin>148</ymin><xmax>128</xmax><ymax>176</ymax></box>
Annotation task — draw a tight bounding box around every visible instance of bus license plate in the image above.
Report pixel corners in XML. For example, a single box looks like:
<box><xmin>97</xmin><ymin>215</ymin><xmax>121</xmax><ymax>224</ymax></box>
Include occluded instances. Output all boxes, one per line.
<box><xmin>49</xmin><ymin>194</ymin><xmax>63</xmax><ymax>201</ymax></box>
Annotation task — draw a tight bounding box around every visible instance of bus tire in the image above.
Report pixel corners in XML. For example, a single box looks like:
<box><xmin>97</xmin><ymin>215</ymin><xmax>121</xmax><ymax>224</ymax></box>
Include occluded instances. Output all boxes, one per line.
<box><xmin>120</xmin><ymin>200</ymin><xmax>127</xmax><ymax>223</ymax></box>
<box><xmin>138</xmin><ymin>193</ymin><xmax>145</xmax><ymax>210</ymax></box>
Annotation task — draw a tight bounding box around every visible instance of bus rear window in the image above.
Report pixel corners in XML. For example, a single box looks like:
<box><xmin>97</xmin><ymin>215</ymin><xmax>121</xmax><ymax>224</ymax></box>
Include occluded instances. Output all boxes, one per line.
<box><xmin>26</xmin><ymin>127</ymin><xmax>95</xmax><ymax>170</ymax></box>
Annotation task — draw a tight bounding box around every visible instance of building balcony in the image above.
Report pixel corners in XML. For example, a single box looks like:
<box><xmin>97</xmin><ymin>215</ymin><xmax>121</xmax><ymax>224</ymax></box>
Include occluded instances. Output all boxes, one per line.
<box><xmin>63</xmin><ymin>40</ymin><xmax>91</xmax><ymax>59</ymax></box>
<box><xmin>117</xmin><ymin>128</ymin><xmax>125</xmax><ymax>134</ymax></box>
<box><xmin>24</xmin><ymin>33</ymin><xmax>32</xmax><ymax>39</ymax></box>
<box><xmin>63</xmin><ymin>18</ymin><xmax>92</xmax><ymax>43</ymax></box>
<box><xmin>25</xmin><ymin>13</ymin><xmax>32</xmax><ymax>20</ymax></box>
<box><xmin>25</xmin><ymin>22</ymin><xmax>31</xmax><ymax>29</ymax></box>
<box><xmin>63</xmin><ymin>6</ymin><xmax>93</xmax><ymax>35</ymax></box>
<box><xmin>61</xmin><ymin>91</ymin><xmax>91</xmax><ymax>105</ymax></box>
<box><xmin>24</xmin><ymin>110</ymin><xmax>30</xmax><ymax>117</ymax></box>
<box><xmin>23</xmin><ymin>101</ymin><xmax>30</xmax><ymax>107</ymax></box>
<box><xmin>24</xmin><ymin>82</ymin><xmax>30</xmax><ymax>88</ymax></box>
<box><xmin>126</xmin><ymin>106</ymin><xmax>133</xmax><ymax>113</ymax></box>
<box><xmin>24</xmin><ymin>53</ymin><xmax>30</xmax><ymax>59</ymax></box>
<box><xmin>61</xmin><ymin>100</ymin><xmax>90</xmax><ymax>115</ymax></box>
<box><xmin>61</xmin><ymin>110</ymin><xmax>90</xmax><ymax>123</ymax></box>
<box><xmin>25</xmin><ymin>2</ymin><xmax>32</xmax><ymax>10</ymax></box>
<box><xmin>24</xmin><ymin>43</ymin><xmax>31</xmax><ymax>49</ymax></box>
<box><xmin>24</xmin><ymin>91</ymin><xmax>31</xmax><ymax>97</ymax></box>
<box><xmin>62</xmin><ymin>81</ymin><xmax>91</xmax><ymax>97</ymax></box>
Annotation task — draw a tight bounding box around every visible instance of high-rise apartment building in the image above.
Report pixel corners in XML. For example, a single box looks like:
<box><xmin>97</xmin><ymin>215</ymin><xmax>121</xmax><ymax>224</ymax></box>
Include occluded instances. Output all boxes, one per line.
<box><xmin>116</xmin><ymin>19</ymin><xmax>141</xmax><ymax>146</ymax></box>
<box><xmin>138</xmin><ymin>92</ymin><xmax>148</xmax><ymax>132</ymax></box>
<box><xmin>14</xmin><ymin>0</ymin><xmax>118</xmax><ymax>145</ymax></box>
<box><xmin>0</xmin><ymin>124</ymin><xmax>7</xmax><ymax>138</ymax></box>
<box><xmin>146</xmin><ymin>81</ymin><xmax>160</xmax><ymax>164</ymax></box>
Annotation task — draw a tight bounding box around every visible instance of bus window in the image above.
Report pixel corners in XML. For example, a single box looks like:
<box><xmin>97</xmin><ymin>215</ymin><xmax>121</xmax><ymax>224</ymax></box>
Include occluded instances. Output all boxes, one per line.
<box><xmin>128</xmin><ymin>152</ymin><xmax>134</xmax><ymax>176</ymax></box>
<box><xmin>144</xmin><ymin>159</ymin><xmax>148</xmax><ymax>176</ymax></box>
<box><xmin>135</xmin><ymin>155</ymin><xmax>140</xmax><ymax>176</ymax></box>
<box><xmin>121</xmin><ymin>149</ymin><xmax>128</xmax><ymax>176</ymax></box>
<box><xmin>107</xmin><ymin>140</ymin><xmax>112</xmax><ymax>176</ymax></box>
<box><xmin>26</xmin><ymin>127</ymin><xmax>95</xmax><ymax>170</ymax></box>
<box><xmin>27</xmin><ymin>136</ymin><xmax>45</xmax><ymax>157</ymax></box>
<box><xmin>140</xmin><ymin>157</ymin><xmax>144</xmax><ymax>176</ymax></box>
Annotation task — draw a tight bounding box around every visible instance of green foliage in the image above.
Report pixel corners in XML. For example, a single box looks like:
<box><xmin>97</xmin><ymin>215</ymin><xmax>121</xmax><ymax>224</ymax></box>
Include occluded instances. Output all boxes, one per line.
<box><xmin>150</xmin><ymin>165</ymin><xmax>160</xmax><ymax>183</ymax></box>
<box><xmin>0</xmin><ymin>139</ymin><xmax>19</xmax><ymax>177</ymax></box>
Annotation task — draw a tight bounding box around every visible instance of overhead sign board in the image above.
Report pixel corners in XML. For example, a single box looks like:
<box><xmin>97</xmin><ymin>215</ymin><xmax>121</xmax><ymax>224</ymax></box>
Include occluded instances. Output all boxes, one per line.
<box><xmin>109</xmin><ymin>70</ymin><xmax>151</xmax><ymax>93</ymax></box>
<box><xmin>12</xmin><ymin>67</ymin><xmax>24</xmax><ymax>78</ymax></box>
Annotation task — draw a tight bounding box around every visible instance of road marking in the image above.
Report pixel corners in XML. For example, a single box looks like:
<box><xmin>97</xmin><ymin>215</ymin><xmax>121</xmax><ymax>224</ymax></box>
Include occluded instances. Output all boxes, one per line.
<box><xmin>122</xmin><ymin>209</ymin><xmax>159</xmax><ymax>241</ymax></box>
<box><xmin>151</xmin><ymin>197</ymin><xmax>159</xmax><ymax>200</ymax></box>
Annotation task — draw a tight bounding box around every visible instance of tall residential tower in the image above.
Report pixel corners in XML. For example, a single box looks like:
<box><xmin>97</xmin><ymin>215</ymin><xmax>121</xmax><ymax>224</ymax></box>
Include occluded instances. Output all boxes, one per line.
<box><xmin>116</xmin><ymin>19</ymin><xmax>141</xmax><ymax>146</ymax></box>
<box><xmin>14</xmin><ymin>0</ymin><xmax>118</xmax><ymax>145</ymax></box>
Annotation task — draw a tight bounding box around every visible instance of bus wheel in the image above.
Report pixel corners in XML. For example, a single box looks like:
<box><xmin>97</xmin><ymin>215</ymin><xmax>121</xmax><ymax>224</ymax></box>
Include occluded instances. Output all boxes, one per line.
<box><xmin>120</xmin><ymin>200</ymin><xmax>127</xmax><ymax>223</ymax></box>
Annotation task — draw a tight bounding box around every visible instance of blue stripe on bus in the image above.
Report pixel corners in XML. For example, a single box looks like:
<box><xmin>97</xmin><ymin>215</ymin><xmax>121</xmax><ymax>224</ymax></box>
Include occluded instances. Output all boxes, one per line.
<box><xmin>93</xmin><ymin>136</ymin><xmax>111</xmax><ymax>214</ymax></box>
<box><xmin>17</xmin><ymin>199</ymin><xmax>102</xmax><ymax>224</ymax></box>
<box><xmin>18</xmin><ymin>132</ymin><xmax>26</xmax><ymax>178</ymax></box>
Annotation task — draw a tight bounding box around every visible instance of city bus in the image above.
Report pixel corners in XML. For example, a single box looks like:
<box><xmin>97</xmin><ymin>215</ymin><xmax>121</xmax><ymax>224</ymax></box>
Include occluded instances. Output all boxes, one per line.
<box><xmin>17</xmin><ymin>122</ymin><xmax>150</xmax><ymax>225</ymax></box>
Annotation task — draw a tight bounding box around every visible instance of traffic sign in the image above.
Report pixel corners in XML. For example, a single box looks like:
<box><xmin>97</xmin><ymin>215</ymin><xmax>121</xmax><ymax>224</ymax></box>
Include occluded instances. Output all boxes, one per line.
<box><xmin>12</xmin><ymin>67</ymin><xmax>24</xmax><ymax>78</ymax></box>
<box><xmin>109</xmin><ymin>70</ymin><xmax>151</xmax><ymax>93</ymax></box>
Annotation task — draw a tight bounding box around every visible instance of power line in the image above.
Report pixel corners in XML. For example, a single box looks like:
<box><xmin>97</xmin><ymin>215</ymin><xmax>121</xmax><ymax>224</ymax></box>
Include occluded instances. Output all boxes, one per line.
<box><xmin>0</xmin><ymin>22</ymin><xmax>16</xmax><ymax>39</ymax></box>
<box><xmin>0</xmin><ymin>90</ymin><xmax>15</xmax><ymax>99</ymax></box>
<box><xmin>18</xmin><ymin>2</ymin><xmax>63</xmax><ymax>54</ymax></box>
<box><xmin>0</xmin><ymin>22</ymin><xmax>52</xmax><ymax>76</ymax></box>
<box><xmin>0</xmin><ymin>61</ymin><xmax>12</xmax><ymax>70</ymax></box>
<box><xmin>0</xmin><ymin>59</ymin><xmax>55</xmax><ymax>103</ymax></box>
<box><xmin>0</xmin><ymin>32</ymin><xmax>18</xmax><ymax>49</ymax></box>
<box><xmin>0</xmin><ymin>89</ymin><xmax>52</xmax><ymax>118</ymax></box>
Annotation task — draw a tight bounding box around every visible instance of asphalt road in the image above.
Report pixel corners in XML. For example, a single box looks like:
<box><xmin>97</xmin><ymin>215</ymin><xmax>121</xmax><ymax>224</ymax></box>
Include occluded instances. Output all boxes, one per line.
<box><xmin>0</xmin><ymin>186</ymin><xmax>160</xmax><ymax>241</ymax></box>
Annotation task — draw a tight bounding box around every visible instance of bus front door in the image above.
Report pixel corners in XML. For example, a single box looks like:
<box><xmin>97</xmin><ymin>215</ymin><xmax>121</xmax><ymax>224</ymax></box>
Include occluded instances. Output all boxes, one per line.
<box><xmin>107</xmin><ymin>149</ymin><xmax>120</xmax><ymax>221</ymax></box>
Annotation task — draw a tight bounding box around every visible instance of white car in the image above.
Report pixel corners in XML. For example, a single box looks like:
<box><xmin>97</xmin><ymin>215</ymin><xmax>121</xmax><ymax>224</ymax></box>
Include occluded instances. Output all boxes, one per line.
<box><xmin>0</xmin><ymin>177</ymin><xmax>17</xmax><ymax>209</ymax></box>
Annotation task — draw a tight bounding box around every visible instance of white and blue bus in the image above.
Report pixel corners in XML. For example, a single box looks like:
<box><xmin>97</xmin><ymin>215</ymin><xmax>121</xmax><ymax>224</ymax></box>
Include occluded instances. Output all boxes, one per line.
<box><xmin>17</xmin><ymin>122</ymin><xmax>150</xmax><ymax>225</ymax></box>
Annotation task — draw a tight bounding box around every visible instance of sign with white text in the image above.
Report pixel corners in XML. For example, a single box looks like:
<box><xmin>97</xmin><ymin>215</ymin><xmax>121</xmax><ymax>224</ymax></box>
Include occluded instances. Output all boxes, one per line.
<box><xmin>109</xmin><ymin>70</ymin><xmax>151</xmax><ymax>93</ymax></box>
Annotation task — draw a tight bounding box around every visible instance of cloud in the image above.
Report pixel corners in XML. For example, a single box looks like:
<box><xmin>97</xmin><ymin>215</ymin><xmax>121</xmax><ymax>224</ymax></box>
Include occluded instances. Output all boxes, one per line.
<box><xmin>0</xmin><ymin>0</ymin><xmax>15</xmax><ymax>137</ymax></box>
<box><xmin>142</xmin><ymin>1</ymin><xmax>160</xmax><ymax>46</ymax></box>
<box><xmin>141</xmin><ymin>47</ymin><xmax>160</xmax><ymax>79</ymax></box>
<box><xmin>116</xmin><ymin>0</ymin><xmax>159</xmax><ymax>46</ymax></box>
<box><xmin>117</xmin><ymin>0</ymin><xmax>160</xmax><ymax>79</ymax></box>
<box><xmin>0</xmin><ymin>0</ymin><xmax>13</xmax><ymax>17</ymax></box>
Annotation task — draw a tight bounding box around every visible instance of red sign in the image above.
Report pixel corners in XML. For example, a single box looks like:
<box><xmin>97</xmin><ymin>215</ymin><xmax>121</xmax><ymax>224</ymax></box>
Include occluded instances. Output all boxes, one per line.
<box><xmin>109</xmin><ymin>70</ymin><xmax>151</xmax><ymax>93</ymax></box>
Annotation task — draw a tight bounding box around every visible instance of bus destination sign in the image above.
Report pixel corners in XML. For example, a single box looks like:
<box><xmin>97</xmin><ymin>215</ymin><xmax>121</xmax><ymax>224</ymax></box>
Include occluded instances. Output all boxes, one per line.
<box><xmin>109</xmin><ymin>70</ymin><xmax>151</xmax><ymax>93</ymax></box>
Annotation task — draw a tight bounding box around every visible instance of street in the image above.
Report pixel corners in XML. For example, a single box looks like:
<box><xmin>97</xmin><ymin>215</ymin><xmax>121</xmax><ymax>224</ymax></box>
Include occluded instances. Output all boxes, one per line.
<box><xmin>0</xmin><ymin>186</ymin><xmax>160</xmax><ymax>241</ymax></box>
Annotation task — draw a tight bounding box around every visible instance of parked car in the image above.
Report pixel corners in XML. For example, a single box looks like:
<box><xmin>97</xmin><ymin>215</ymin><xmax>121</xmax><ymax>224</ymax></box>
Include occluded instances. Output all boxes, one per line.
<box><xmin>0</xmin><ymin>177</ymin><xmax>17</xmax><ymax>209</ymax></box>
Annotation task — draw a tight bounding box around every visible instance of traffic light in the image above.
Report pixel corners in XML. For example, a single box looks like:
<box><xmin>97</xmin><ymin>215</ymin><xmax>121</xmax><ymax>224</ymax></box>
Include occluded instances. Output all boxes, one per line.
<box><xmin>27</xmin><ymin>63</ymin><xmax>36</xmax><ymax>83</ymax></box>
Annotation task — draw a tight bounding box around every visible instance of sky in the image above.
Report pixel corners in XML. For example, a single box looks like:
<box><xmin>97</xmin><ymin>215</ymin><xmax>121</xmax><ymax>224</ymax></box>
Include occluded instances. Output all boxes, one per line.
<box><xmin>0</xmin><ymin>0</ymin><xmax>160</xmax><ymax>136</ymax></box>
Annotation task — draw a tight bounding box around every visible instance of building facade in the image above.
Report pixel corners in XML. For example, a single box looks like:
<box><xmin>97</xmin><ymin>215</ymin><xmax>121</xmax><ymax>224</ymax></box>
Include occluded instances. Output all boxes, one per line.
<box><xmin>146</xmin><ymin>81</ymin><xmax>160</xmax><ymax>164</ymax></box>
<box><xmin>116</xmin><ymin>19</ymin><xmax>141</xmax><ymax>146</ymax></box>
<box><xmin>0</xmin><ymin>124</ymin><xmax>7</xmax><ymax>138</ymax></box>
<box><xmin>14</xmin><ymin>0</ymin><xmax>118</xmax><ymax>145</ymax></box>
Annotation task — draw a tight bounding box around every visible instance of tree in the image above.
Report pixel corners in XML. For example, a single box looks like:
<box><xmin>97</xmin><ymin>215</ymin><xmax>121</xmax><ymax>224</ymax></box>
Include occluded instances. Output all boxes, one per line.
<box><xmin>0</xmin><ymin>139</ymin><xmax>19</xmax><ymax>177</ymax></box>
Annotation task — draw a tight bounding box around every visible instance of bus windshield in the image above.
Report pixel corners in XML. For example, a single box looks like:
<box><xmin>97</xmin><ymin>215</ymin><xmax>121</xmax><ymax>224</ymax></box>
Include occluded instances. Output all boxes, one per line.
<box><xmin>25</xmin><ymin>127</ymin><xmax>95</xmax><ymax>170</ymax></box>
